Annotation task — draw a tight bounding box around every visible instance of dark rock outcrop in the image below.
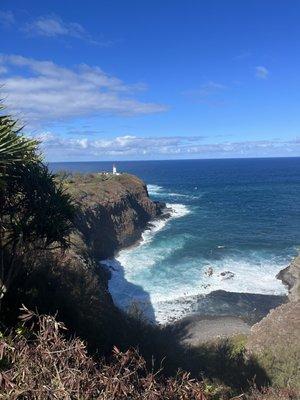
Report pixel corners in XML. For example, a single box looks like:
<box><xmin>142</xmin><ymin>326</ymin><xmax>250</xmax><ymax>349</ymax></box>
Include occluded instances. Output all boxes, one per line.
<box><xmin>68</xmin><ymin>173</ymin><xmax>165</xmax><ymax>259</ymax></box>
<box><xmin>195</xmin><ymin>290</ymin><xmax>286</xmax><ymax>325</ymax></box>
<box><xmin>277</xmin><ymin>255</ymin><xmax>300</xmax><ymax>302</ymax></box>
<box><xmin>220</xmin><ymin>271</ymin><xmax>235</xmax><ymax>280</ymax></box>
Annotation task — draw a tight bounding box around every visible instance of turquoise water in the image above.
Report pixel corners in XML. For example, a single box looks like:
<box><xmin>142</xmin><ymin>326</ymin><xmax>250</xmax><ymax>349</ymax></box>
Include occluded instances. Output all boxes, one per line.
<box><xmin>51</xmin><ymin>158</ymin><xmax>300</xmax><ymax>323</ymax></box>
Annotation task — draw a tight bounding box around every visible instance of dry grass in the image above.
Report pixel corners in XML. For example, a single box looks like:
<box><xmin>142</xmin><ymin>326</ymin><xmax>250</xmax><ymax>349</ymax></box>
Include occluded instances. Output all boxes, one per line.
<box><xmin>0</xmin><ymin>306</ymin><xmax>207</xmax><ymax>400</ymax></box>
<box><xmin>245</xmin><ymin>387</ymin><xmax>298</xmax><ymax>400</ymax></box>
<box><xmin>59</xmin><ymin>172</ymin><xmax>145</xmax><ymax>206</ymax></box>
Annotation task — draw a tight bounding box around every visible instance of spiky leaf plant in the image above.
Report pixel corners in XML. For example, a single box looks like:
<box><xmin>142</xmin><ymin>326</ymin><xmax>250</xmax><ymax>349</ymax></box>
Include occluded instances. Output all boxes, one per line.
<box><xmin>0</xmin><ymin>103</ymin><xmax>38</xmax><ymax>180</ymax></box>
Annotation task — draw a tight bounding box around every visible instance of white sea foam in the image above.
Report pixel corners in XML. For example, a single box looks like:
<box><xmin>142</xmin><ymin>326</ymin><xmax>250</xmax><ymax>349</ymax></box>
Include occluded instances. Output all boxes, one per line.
<box><xmin>147</xmin><ymin>183</ymin><xmax>201</xmax><ymax>200</ymax></box>
<box><xmin>105</xmin><ymin>201</ymin><xmax>191</xmax><ymax>321</ymax></box>
<box><xmin>138</xmin><ymin>203</ymin><xmax>190</xmax><ymax>247</ymax></box>
<box><xmin>147</xmin><ymin>184</ymin><xmax>164</xmax><ymax>196</ymax></box>
<box><xmin>107</xmin><ymin>250</ymin><xmax>288</xmax><ymax>325</ymax></box>
<box><xmin>148</xmin><ymin>256</ymin><xmax>288</xmax><ymax>324</ymax></box>
<box><xmin>166</xmin><ymin>203</ymin><xmax>190</xmax><ymax>218</ymax></box>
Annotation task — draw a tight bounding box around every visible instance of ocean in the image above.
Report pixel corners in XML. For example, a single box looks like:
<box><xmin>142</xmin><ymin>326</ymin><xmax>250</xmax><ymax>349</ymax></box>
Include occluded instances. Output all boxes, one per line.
<box><xmin>50</xmin><ymin>158</ymin><xmax>300</xmax><ymax>324</ymax></box>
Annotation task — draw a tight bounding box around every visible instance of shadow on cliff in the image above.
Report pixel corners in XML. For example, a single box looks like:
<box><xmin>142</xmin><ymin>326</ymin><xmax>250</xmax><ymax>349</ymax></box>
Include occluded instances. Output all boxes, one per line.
<box><xmin>103</xmin><ymin>258</ymin><xmax>156</xmax><ymax>323</ymax></box>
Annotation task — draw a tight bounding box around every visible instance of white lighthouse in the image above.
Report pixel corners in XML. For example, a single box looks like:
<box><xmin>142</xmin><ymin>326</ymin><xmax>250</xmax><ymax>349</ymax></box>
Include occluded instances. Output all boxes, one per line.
<box><xmin>112</xmin><ymin>163</ymin><xmax>117</xmax><ymax>175</ymax></box>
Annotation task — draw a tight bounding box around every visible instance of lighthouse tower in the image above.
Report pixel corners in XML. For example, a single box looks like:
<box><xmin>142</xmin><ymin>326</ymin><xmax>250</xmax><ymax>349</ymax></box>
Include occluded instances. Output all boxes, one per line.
<box><xmin>112</xmin><ymin>164</ymin><xmax>117</xmax><ymax>175</ymax></box>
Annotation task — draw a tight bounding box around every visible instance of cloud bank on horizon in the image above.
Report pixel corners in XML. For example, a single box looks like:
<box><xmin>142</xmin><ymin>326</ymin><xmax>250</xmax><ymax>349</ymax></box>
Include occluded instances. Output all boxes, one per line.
<box><xmin>0</xmin><ymin>2</ymin><xmax>299</xmax><ymax>161</ymax></box>
<box><xmin>39</xmin><ymin>132</ymin><xmax>300</xmax><ymax>161</ymax></box>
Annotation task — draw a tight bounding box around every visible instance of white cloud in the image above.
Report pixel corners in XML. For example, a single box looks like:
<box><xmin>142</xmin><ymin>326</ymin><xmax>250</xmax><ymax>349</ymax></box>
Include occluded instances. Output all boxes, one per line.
<box><xmin>36</xmin><ymin>133</ymin><xmax>300</xmax><ymax>160</ymax></box>
<box><xmin>0</xmin><ymin>10</ymin><xmax>15</xmax><ymax>27</ymax></box>
<box><xmin>39</xmin><ymin>134</ymin><xmax>201</xmax><ymax>157</ymax></box>
<box><xmin>25</xmin><ymin>16</ymin><xmax>83</xmax><ymax>38</ymax></box>
<box><xmin>255</xmin><ymin>66</ymin><xmax>269</xmax><ymax>79</ymax></box>
<box><xmin>0</xmin><ymin>11</ymin><xmax>111</xmax><ymax>46</ymax></box>
<box><xmin>23</xmin><ymin>14</ymin><xmax>108</xmax><ymax>45</ymax></box>
<box><xmin>0</xmin><ymin>54</ymin><xmax>167</xmax><ymax>122</ymax></box>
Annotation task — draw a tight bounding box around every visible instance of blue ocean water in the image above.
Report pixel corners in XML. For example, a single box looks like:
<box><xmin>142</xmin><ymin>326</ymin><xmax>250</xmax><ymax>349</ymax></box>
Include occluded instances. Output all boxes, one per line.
<box><xmin>51</xmin><ymin>158</ymin><xmax>300</xmax><ymax>323</ymax></box>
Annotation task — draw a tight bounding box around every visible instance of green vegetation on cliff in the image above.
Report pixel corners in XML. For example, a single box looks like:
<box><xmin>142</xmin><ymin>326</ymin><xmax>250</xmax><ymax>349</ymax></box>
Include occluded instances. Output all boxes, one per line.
<box><xmin>61</xmin><ymin>171</ymin><xmax>150</xmax><ymax>203</ymax></box>
<box><xmin>62</xmin><ymin>171</ymin><xmax>164</xmax><ymax>259</ymax></box>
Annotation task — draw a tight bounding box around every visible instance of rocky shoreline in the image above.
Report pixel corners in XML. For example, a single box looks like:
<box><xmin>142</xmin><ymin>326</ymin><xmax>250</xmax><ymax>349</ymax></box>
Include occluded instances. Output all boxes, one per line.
<box><xmin>175</xmin><ymin>255</ymin><xmax>299</xmax><ymax>346</ymax></box>
<box><xmin>169</xmin><ymin>290</ymin><xmax>287</xmax><ymax>345</ymax></box>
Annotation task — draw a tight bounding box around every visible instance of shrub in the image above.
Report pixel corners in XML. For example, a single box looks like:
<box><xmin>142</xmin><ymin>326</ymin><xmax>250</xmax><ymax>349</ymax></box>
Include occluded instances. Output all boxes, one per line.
<box><xmin>0</xmin><ymin>249</ymin><xmax>126</xmax><ymax>355</ymax></box>
<box><xmin>0</xmin><ymin>307</ymin><xmax>208</xmax><ymax>400</ymax></box>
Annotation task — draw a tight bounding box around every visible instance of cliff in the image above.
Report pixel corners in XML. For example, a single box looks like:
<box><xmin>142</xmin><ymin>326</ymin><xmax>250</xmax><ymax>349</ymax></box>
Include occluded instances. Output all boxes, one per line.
<box><xmin>65</xmin><ymin>172</ymin><xmax>165</xmax><ymax>259</ymax></box>
<box><xmin>246</xmin><ymin>256</ymin><xmax>300</xmax><ymax>390</ymax></box>
<box><xmin>2</xmin><ymin>172</ymin><xmax>167</xmax><ymax>354</ymax></box>
<box><xmin>277</xmin><ymin>255</ymin><xmax>300</xmax><ymax>302</ymax></box>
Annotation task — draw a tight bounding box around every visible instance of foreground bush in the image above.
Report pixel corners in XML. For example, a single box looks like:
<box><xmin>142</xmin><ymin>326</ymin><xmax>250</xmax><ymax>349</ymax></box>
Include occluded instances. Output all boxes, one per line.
<box><xmin>1</xmin><ymin>248</ymin><xmax>125</xmax><ymax>355</ymax></box>
<box><xmin>0</xmin><ymin>307</ymin><xmax>208</xmax><ymax>399</ymax></box>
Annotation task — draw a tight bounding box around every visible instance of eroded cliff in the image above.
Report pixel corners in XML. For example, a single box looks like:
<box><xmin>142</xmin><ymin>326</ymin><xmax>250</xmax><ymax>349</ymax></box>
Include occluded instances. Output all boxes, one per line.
<box><xmin>65</xmin><ymin>172</ymin><xmax>165</xmax><ymax>259</ymax></box>
<box><xmin>277</xmin><ymin>255</ymin><xmax>300</xmax><ymax>302</ymax></box>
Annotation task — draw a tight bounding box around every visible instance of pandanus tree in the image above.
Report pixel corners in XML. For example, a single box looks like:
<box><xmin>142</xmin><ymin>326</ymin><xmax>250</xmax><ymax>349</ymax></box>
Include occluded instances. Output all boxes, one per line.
<box><xmin>0</xmin><ymin>102</ymin><xmax>75</xmax><ymax>301</ymax></box>
<box><xmin>0</xmin><ymin>104</ymin><xmax>38</xmax><ymax>182</ymax></box>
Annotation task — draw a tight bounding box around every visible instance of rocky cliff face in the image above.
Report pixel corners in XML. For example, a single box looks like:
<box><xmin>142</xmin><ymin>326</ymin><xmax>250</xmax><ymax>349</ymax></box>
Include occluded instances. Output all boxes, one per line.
<box><xmin>277</xmin><ymin>255</ymin><xmax>300</xmax><ymax>302</ymax></box>
<box><xmin>66</xmin><ymin>173</ymin><xmax>165</xmax><ymax>259</ymax></box>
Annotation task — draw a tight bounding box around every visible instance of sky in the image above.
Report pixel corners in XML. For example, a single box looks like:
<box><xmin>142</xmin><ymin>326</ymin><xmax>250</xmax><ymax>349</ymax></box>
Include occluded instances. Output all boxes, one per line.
<box><xmin>1</xmin><ymin>0</ymin><xmax>300</xmax><ymax>161</ymax></box>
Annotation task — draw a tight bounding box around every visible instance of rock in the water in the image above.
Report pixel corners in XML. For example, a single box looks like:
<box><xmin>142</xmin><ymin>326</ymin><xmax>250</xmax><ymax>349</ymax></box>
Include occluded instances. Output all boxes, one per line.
<box><xmin>220</xmin><ymin>271</ymin><xmax>235</xmax><ymax>279</ymax></box>
<box><xmin>205</xmin><ymin>266</ymin><xmax>214</xmax><ymax>277</ymax></box>
<box><xmin>201</xmin><ymin>283</ymin><xmax>211</xmax><ymax>289</ymax></box>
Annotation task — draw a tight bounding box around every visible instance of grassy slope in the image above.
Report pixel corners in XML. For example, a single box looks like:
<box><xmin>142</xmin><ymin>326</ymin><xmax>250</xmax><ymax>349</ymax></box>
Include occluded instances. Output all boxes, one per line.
<box><xmin>61</xmin><ymin>172</ymin><xmax>147</xmax><ymax>205</ymax></box>
<box><xmin>246</xmin><ymin>255</ymin><xmax>300</xmax><ymax>390</ymax></box>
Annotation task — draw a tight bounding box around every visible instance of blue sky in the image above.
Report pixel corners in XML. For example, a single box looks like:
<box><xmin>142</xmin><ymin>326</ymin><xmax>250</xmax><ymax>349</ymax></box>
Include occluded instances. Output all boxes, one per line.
<box><xmin>1</xmin><ymin>0</ymin><xmax>300</xmax><ymax>161</ymax></box>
